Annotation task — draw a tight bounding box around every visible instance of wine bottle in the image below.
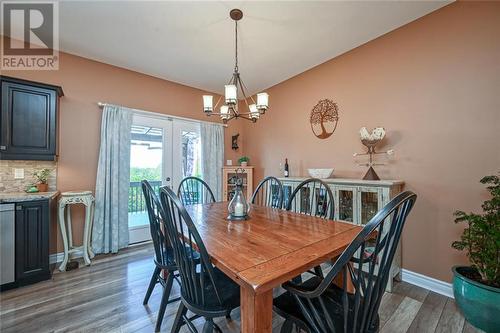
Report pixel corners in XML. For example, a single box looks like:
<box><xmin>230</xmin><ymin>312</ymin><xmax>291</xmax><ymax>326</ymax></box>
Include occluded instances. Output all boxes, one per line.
<box><xmin>284</xmin><ymin>158</ymin><xmax>289</xmax><ymax>177</ymax></box>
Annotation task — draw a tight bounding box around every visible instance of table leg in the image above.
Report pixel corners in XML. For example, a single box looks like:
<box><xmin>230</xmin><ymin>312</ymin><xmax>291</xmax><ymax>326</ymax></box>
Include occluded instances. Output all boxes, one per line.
<box><xmin>87</xmin><ymin>200</ymin><xmax>95</xmax><ymax>259</ymax></box>
<box><xmin>332</xmin><ymin>260</ymin><xmax>355</xmax><ymax>293</ymax></box>
<box><xmin>65</xmin><ymin>205</ymin><xmax>73</xmax><ymax>249</ymax></box>
<box><xmin>240</xmin><ymin>287</ymin><xmax>273</xmax><ymax>333</ymax></box>
<box><xmin>82</xmin><ymin>203</ymin><xmax>92</xmax><ymax>265</ymax></box>
<box><xmin>57</xmin><ymin>202</ymin><xmax>69</xmax><ymax>271</ymax></box>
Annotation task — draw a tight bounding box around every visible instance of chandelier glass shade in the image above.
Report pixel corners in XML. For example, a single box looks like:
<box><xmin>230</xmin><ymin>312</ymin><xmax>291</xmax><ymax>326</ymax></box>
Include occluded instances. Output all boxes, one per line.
<box><xmin>202</xmin><ymin>9</ymin><xmax>269</xmax><ymax>123</ymax></box>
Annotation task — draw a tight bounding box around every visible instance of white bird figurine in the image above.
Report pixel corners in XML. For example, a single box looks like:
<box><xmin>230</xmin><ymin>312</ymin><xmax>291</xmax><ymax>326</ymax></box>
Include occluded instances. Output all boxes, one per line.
<box><xmin>359</xmin><ymin>127</ymin><xmax>386</xmax><ymax>146</ymax></box>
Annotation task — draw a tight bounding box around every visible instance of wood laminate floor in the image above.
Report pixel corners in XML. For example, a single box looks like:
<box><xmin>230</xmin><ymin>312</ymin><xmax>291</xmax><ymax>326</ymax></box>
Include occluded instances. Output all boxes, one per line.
<box><xmin>0</xmin><ymin>243</ymin><xmax>481</xmax><ymax>333</ymax></box>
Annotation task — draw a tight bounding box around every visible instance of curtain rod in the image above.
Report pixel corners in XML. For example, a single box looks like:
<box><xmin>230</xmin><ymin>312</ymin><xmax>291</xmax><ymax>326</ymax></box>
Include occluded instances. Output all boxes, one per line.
<box><xmin>97</xmin><ymin>102</ymin><xmax>228</xmax><ymax>127</ymax></box>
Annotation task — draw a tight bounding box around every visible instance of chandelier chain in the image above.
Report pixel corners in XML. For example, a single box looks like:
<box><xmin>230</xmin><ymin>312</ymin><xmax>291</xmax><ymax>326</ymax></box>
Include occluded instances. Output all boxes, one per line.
<box><xmin>234</xmin><ymin>20</ymin><xmax>238</xmax><ymax>73</ymax></box>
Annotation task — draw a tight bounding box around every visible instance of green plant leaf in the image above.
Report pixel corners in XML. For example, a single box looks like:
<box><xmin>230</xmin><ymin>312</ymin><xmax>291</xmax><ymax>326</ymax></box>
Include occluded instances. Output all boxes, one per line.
<box><xmin>452</xmin><ymin>172</ymin><xmax>500</xmax><ymax>287</ymax></box>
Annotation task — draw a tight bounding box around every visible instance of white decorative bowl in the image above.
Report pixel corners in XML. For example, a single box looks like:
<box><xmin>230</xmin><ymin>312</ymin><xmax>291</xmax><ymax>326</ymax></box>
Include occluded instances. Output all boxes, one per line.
<box><xmin>307</xmin><ymin>168</ymin><xmax>334</xmax><ymax>179</ymax></box>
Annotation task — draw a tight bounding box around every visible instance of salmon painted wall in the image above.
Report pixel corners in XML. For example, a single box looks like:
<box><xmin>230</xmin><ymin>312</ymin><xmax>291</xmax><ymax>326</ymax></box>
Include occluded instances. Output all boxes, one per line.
<box><xmin>1</xmin><ymin>36</ymin><xmax>245</xmax><ymax>253</ymax></box>
<box><xmin>241</xmin><ymin>1</ymin><xmax>500</xmax><ymax>282</ymax></box>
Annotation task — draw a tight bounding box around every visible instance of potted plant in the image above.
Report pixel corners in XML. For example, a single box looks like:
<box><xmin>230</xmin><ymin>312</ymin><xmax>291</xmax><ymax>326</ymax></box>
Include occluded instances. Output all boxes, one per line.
<box><xmin>238</xmin><ymin>156</ymin><xmax>250</xmax><ymax>167</ymax></box>
<box><xmin>33</xmin><ymin>169</ymin><xmax>51</xmax><ymax>192</ymax></box>
<box><xmin>452</xmin><ymin>174</ymin><xmax>499</xmax><ymax>332</ymax></box>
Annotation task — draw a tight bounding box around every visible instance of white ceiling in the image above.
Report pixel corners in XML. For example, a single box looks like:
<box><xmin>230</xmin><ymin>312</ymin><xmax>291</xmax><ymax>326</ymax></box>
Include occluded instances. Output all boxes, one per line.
<box><xmin>55</xmin><ymin>1</ymin><xmax>449</xmax><ymax>94</ymax></box>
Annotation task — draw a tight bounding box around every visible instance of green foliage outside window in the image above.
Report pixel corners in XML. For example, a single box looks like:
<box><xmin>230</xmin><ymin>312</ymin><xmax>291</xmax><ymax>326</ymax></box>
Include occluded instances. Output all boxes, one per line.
<box><xmin>130</xmin><ymin>166</ymin><xmax>161</xmax><ymax>182</ymax></box>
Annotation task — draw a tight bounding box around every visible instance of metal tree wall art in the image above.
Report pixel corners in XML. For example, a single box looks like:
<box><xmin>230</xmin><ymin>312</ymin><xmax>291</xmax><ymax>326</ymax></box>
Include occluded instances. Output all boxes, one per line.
<box><xmin>353</xmin><ymin>127</ymin><xmax>394</xmax><ymax>180</ymax></box>
<box><xmin>310</xmin><ymin>99</ymin><xmax>339</xmax><ymax>139</ymax></box>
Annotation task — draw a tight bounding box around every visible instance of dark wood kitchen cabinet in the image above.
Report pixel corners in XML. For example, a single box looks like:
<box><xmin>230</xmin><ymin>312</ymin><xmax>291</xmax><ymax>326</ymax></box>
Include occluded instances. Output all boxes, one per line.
<box><xmin>15</xmin><ymin>199</ymin><xmax>51</xmax><ymax>285</ymax></box>
<box><xmin>0</xmin><ymin>76</ymin><xmax>63</xmax><ymax>160</ymax></box>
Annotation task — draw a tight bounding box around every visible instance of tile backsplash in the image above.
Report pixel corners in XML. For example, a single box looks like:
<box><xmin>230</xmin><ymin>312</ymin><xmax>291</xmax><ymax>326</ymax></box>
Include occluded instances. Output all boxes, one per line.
<box><xmin>0</xmin><ymin>160</ymin><xmax>57</xmax><ymax>192</ymax></box>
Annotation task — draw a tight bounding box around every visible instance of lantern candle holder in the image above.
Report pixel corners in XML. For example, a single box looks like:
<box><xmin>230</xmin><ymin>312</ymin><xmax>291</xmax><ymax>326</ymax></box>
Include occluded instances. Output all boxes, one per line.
<box><xmin>227</xmin><ymin>168</ymin><xmax>249</xmax><ymax>221</ymax></box>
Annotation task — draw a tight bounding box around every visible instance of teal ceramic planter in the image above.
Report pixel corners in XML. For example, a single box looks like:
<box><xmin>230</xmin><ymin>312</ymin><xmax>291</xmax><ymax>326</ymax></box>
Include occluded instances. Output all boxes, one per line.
<box><xmin>452</xmin><ymin>266</ymin><xmax>500</xmax><ymax>333</ymax></box>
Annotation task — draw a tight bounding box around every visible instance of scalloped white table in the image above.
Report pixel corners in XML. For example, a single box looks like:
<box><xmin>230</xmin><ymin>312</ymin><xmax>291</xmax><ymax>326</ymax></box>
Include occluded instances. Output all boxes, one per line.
<box><xmin>57</xmin><ymin>191</ymin><xmax>95</xmax><ymax>271</ymax></box>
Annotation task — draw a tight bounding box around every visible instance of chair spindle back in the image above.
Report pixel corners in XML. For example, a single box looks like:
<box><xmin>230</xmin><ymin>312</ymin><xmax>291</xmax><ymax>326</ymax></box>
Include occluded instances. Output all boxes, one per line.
<box><xmin>286</xmin><ymin>178</ymin><xmax>335</xmax><ymax>219</ymax></box>
<box><xmin>251</xmin><ymin>176</ymin><xmax>284</xmax><ymax>208</ymax></box>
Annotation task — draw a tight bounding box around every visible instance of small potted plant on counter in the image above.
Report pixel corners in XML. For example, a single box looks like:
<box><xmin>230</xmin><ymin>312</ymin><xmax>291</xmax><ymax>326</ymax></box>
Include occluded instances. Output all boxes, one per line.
<box><xmin>33</xmin><ymin>168</ymin><xmax>51</xmax><ymax>192</ymax></box>
<box><xmin>452</xmin><ymin>173</ymin><xmax>499</xmax><ymax>332</ymax></box>
<box><xmin>238</xmin><ymin>156</ymin><xmax>250</xmax><ymax>167</ymax></box>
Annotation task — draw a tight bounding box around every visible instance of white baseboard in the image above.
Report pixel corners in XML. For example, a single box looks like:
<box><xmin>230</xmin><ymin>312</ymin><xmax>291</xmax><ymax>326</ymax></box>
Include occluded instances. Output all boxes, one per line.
<box><xmin>49</xmin><ymin>250</ymin><xmax>84</xmax><ymax>264</ymax></box>
<box><xmin>401</xmin><ymin>269</ymin><xmax>454</xmax><ymax>299</ymax></box>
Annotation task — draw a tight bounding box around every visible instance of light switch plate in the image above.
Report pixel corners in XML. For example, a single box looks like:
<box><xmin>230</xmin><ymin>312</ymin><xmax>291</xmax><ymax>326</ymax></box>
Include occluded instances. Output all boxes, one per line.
<box><xmin>226</xmin><ymin>160</ymin><xmax>233</xmax><ymax>166</ymax></box>
<box><xmin>14</xmin><ymin>168</ymin><xmax>24</xmax><ymax>179</ymax></box>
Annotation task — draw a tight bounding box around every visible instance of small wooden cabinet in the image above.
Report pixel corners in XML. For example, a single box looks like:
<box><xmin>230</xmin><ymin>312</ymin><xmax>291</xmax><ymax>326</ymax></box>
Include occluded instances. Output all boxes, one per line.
<box><xmin>0</xmin><ymin>75</ymin><xmax>63</xmax><ymax>160</ymax></box>
<box><xmin>279</xmin><ymin>177</ymin><xmax>404</xmax><ymax>291</ymax></box>
<box><xmin>222</xmin><ymin>166</ymin><xmax>254</xmax><ymax>201</ymax></box>
<box><xmin>15</xmin><ymin>199</ymin><xmax>52</xmax><ymax>286</ymax></box>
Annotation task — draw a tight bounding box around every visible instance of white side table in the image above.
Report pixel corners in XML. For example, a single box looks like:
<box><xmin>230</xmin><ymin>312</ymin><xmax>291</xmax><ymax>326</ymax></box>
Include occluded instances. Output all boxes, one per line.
<box><xmin>58</xmin><ymin>191</ymin><xmax>95</xmax><ymax>271</ymax></box>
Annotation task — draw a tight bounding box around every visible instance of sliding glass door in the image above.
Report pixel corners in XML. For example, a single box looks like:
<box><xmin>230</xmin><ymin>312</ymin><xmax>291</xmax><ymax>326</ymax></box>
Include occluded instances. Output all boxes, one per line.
<box><xmin>128</xmin><ymin>115</ymin><xmax>172</xmax><ymax>243</ymax></box>
<box><xmin>128</xmin><ymin>115</ymin><xmax>201</xmax><ymax>244</ymax></box>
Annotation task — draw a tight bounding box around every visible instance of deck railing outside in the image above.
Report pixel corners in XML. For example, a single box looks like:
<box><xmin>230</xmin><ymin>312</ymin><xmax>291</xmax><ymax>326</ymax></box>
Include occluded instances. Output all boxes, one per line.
<box><xmin>128</xmin><ymin>181</ymin><xmax>162</xmax><ymax>213</ymax></box>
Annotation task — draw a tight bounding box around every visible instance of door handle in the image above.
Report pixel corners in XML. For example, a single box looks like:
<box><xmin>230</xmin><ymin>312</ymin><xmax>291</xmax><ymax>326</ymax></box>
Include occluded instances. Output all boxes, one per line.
<box><xmin>166</xmin><ymin>177</ymin><xmax>171</xmax><ymax>182</ymax></box>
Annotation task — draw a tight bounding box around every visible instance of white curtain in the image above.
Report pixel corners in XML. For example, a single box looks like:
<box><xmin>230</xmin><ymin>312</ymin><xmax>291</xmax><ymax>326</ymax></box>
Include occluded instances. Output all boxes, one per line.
<box><xmin>92</xmin><ymin>105</ymin><xmax>132</xmax><ymax>254</ymax></box>
<box><xmin>200</xmin><ymin>123</ymin><xmax>224</xmax><ymax>201</ymax></box>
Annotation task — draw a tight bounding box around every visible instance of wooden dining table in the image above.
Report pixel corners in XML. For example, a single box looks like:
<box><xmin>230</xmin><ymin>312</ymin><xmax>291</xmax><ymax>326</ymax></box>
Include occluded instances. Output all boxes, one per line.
<box><xmin>184</xmin><ymin>202</ymin><xmax>363</xmax><ymax>333</ymax></box>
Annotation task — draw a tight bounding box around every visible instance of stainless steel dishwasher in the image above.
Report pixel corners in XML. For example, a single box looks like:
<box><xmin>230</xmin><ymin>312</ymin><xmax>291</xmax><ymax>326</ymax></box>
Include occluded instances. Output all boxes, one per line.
<box><xmin>0</xmin><ymin>203</ymin><xmax>15</xmax><ymax>286</ymax></box>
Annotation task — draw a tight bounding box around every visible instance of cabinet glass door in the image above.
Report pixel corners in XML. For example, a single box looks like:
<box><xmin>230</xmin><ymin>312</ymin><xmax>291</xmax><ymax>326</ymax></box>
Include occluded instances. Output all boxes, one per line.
<box><xmin>299</xmin><ymin>186</ymin><xmax>311</xmax><ymax>214</ymax></box>
<box><xmin>226</xmin><ymin>170</ymin><xmax>249</xmax><ymax>201</ymax></box>
<box><xmin>358</xmin><ymin>189</ymin><xmax>382</xmax><ymax>263</ymax></box>
<box><xmin>269</xmin><ymin>183</ymin><xmax>282</xmax><ymax>208</ymax></box>
<box><xmin>360</xmin><ymin>190</ymin><xmax>380</xmax><ymax>225</ymax></box>
<box><xmin>314</xmin><ymin>187</ymin><xmax>329</xmax><ymax>216</ymax></box>
<box><xmin>282</xmin><ymin>184</ymin><xmax>293</xmax><ymax>209</ymax></box>
<box><xmin>338</xmin><ymin>188</ymin><xmax>355</xmax><ymax>222</ymax></box>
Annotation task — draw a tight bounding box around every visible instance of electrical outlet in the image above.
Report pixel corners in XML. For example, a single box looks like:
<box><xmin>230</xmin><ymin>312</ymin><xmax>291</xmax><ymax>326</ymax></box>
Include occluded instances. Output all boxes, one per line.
<box><xmin>14</xmin><ymin>168</ymin><xmax>24</xmax><ymax>179</ymax></box>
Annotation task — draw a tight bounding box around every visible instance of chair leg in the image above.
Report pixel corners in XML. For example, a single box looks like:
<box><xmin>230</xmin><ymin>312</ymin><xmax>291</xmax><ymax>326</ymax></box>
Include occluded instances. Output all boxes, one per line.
<box><xmin>214</xmin><ymin>322</ymin><xmax>223</xmax><ymax>333</ymax></box>
<box><xmin>143</xmin><ymin>266</ymin><xmax>161</xmax><ymax>305</ymax></box>
<box><xmin>155</xmin><ymin>271</ymin><xmax>174</xmax><ymax>332</ymax></box>
<box><xmin>171</xmin><ymin>302</ymin><xmax>188</xmax><ymax>333</ymax></box>
<box><xmin>202</xmin><ymin>319</ymin><xmax>215</xmax><ymax>333</ymax></box>
<box><xmin>314</xmin><ymin>265</ymin><xmax>324</xmax><ymax>278</ymax></box>
<box><xmin>280</xmin><ymin>319</ymin><xmax>294</xmax><ymax>333</ymax></box>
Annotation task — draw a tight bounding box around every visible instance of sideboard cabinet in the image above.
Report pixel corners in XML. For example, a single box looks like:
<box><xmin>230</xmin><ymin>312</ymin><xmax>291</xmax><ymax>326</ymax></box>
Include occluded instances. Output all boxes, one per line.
<box><xmin>278</xmin><ymin>177</ymin><xmax>404</xmax><ymax>291</ymax></box>
<box><xmin>0</xmin><ymin>76</ymin><xmax>64</xmax><ymax>161</ymax></box>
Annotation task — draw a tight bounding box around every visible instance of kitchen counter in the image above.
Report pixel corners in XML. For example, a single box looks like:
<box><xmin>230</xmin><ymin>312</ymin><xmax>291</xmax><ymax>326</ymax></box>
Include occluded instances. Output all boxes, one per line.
<box><xmin>0</xmin><ymin>191</ymin><xmax>59</xmax><ymax>203</ymax></box>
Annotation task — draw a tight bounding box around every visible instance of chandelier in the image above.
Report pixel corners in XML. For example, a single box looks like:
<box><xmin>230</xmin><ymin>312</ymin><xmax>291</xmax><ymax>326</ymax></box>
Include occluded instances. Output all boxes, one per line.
<box><xmin>202</xmin><ymin>9</ymin><xmax>269</xmax><ymax>124</ymax></box>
